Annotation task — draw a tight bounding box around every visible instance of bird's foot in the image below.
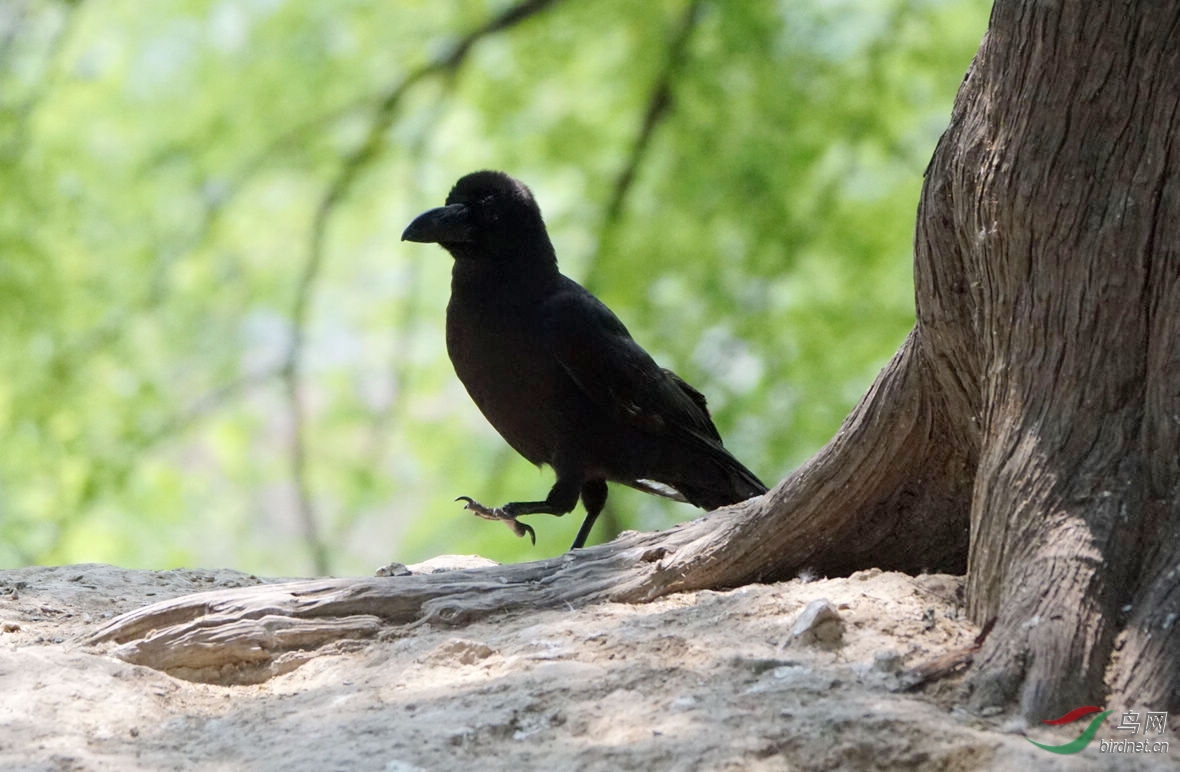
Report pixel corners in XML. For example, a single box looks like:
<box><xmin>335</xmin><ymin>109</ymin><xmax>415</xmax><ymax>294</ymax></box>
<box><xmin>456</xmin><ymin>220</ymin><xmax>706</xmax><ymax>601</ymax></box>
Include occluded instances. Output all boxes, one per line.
<box><xmin>455</xmin><ymin>496</ymin><xmax>536</xmax><ymax>545</ymax></box>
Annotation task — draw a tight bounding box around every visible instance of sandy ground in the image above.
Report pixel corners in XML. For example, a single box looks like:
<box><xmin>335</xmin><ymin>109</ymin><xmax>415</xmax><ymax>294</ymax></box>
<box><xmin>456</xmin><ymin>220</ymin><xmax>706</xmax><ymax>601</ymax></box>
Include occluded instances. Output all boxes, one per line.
<box><xmin>0</xmin><ymin>563</ymin><xmax>1173</xmax><ymax>771</ymax></box>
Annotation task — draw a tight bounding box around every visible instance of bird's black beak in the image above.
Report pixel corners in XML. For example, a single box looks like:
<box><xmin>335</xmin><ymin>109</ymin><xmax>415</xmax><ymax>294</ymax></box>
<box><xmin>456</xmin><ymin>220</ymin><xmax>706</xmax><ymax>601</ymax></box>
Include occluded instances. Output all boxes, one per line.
<box><xmin>401</xmin><ymin>203</ymin><xmax>472</xmax><ymax>244</ymax></box>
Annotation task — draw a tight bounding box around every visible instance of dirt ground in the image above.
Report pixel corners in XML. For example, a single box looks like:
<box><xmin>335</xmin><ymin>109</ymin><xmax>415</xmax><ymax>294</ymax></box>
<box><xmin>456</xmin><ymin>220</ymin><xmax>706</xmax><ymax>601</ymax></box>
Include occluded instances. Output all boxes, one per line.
<box><xmin>0</xmin><ymin>563</ymin><xmax>1173</xmax><ymax>771</ymax></box>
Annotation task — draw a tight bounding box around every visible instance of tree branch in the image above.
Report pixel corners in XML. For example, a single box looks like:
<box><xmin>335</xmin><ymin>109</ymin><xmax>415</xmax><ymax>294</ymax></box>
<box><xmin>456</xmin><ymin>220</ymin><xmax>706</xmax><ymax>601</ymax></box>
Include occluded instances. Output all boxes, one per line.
<box><xmin>582</xmin><ymin>0</ymin><xmax>702</xmax><ymax>294</ymax></box>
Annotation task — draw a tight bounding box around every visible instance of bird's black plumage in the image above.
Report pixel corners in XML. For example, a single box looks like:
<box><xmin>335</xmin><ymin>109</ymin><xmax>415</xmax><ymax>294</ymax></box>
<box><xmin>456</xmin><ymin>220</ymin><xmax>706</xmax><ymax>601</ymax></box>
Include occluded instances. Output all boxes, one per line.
<box><xmin>402</xmin><ymin>170</ymin><xmax>767</xmax><ymax>549</ymax></box>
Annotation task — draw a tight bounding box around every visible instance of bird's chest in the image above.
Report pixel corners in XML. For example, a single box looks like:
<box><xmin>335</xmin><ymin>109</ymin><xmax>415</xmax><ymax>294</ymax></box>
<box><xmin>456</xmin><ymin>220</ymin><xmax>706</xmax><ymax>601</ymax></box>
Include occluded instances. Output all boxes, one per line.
<box><xmin>445</xmin><ymin>293</ymin><xmax>565</xmax><ymax>463</ymax></box>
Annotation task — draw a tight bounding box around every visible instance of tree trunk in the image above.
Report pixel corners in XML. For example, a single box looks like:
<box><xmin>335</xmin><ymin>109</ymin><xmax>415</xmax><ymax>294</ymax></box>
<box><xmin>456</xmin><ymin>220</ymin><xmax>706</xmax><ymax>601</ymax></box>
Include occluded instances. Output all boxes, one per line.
<box><xmin>914</xmin><ymin>0</ymin><xmax>1180</xmax><ymax>719</ymax></box>
<box><xmin>89</xmin><ymin>0</ymin><xmax>1179</xmax><ymax>720</ymax></box>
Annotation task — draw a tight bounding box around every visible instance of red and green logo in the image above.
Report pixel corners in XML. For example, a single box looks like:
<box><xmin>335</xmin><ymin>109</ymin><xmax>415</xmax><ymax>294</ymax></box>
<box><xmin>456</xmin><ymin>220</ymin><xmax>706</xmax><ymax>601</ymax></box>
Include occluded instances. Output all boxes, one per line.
<box><xmin>1027</xmin><ymin>706</ymin><xmax>1112</xmax><ymax>754</ymax></box>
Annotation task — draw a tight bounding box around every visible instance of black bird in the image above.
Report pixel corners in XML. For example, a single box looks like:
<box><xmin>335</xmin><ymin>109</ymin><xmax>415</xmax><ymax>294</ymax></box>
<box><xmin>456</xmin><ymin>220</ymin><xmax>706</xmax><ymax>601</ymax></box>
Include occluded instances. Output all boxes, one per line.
<box><xmin>402</xmin><ymin>170</ymin><xmax>767</xmax><ymax>549</ymax></box>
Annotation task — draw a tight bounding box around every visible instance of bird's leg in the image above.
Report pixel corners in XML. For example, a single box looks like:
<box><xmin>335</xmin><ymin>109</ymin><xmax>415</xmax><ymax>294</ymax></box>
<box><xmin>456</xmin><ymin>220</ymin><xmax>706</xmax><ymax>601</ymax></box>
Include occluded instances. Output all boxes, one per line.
<box><xmin>571</xmin><ymin>479</ymin><xmax>608</xmax><ymax>550</ymax></box>
<box><xmin>456</xmin><ymin>476</ymin><xmax>582</xmax><ymax>545</ymax></box>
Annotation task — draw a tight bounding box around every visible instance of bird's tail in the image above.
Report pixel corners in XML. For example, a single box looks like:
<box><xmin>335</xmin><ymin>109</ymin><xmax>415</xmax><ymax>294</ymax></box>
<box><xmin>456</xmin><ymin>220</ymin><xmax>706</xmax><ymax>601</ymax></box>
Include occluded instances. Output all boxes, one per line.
<box><xmin>673</xmin><ymin>448</ymin><xmax>768</xmax><ymax>511</ymax></box>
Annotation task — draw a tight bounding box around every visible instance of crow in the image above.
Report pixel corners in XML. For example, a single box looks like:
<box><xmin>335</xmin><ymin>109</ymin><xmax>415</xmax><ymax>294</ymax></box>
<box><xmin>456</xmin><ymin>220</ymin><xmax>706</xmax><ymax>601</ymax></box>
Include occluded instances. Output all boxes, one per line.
<box><xmin>402</xmin><ymin>170</ymin><xmax>767</xmax><ymax>549</ymax></box>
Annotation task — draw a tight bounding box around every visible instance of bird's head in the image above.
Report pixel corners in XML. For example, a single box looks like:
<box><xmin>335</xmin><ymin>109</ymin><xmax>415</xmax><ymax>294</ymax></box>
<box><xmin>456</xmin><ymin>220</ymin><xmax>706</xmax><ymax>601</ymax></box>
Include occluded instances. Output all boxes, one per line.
<box><xmin>401</xmin><ymin>170</ymin><xmax>555</xmax><ymax>268</ymax></box>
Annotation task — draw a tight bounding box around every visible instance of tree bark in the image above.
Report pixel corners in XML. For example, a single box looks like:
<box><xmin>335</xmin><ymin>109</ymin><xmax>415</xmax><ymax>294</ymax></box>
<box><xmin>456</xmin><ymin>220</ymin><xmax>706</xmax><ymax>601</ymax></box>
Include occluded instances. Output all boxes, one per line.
<box><xmin>88</xmin><ymin>0</ymin><xmax>1179</xmax><ymax>719</ymax></box>
<box><xmin>914</xmin><ymin>0</ymin><xmax>1180</xmax><ymax>718</ymax></box>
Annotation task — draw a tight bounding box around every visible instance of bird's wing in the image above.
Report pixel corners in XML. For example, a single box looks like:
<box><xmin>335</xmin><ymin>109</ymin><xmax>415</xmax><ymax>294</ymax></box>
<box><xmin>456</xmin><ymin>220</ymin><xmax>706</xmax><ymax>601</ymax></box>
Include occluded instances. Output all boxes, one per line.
<box><xmin>539</xmin><ymin>281</ymin><xmax>722</xmax><ymax>444</ymax></box>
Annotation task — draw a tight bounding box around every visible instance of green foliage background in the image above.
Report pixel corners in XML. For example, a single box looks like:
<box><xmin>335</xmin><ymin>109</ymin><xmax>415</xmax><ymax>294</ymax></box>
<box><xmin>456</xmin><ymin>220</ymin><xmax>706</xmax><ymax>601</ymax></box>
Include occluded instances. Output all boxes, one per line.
<box><xmin>0</xmin><ymin>0</ymin><xmax>989</xmax><ymax>575</ymax></box>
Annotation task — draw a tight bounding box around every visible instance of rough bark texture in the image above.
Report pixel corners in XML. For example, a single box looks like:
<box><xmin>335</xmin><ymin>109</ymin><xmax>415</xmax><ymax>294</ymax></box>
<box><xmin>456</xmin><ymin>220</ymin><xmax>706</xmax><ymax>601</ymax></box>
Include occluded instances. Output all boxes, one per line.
<box><xmin>89</xmin><ymin>0</ymin><xmax>1179</xmax><ymax>719</ymax></box>
<box><xmin>914</xmin><ymin>1</ymin><xmax>1180</xmax><ymax>718</ymax></box>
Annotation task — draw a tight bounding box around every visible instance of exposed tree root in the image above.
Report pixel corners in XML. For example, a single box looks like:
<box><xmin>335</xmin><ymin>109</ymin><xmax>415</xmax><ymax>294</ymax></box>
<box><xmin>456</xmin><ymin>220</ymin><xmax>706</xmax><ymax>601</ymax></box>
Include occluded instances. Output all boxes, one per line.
<box><xmin>89</xmin><ymin>329</ymin><xmax>971</xmax><ymax>683</ymax></box>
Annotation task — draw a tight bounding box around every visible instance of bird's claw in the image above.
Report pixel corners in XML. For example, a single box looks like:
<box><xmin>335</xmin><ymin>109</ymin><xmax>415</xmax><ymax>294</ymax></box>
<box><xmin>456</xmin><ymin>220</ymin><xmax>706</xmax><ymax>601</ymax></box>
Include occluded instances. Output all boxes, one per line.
<box><xmin>454</xmin><ymin>495</ymin><xmax>503</xmax><ymax>519</ymax></box>
<box><xmin>455</xmin><ymin>496</ymin><xmax>536</xmax><ymax>545</ymax></box>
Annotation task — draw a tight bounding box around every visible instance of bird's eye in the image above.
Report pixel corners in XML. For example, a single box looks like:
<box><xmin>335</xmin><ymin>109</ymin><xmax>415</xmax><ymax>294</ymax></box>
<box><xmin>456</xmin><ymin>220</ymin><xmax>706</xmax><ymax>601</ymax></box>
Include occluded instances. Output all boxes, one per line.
<box><xmin>475</xmin><ymin>194</ymin><xmax>498</xmax><ymax>223</ymax></box>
